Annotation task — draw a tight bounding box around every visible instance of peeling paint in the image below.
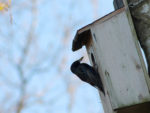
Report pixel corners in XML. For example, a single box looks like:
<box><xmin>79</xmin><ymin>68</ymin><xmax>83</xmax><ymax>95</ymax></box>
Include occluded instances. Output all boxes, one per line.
<box><xmin>141</xmin><ymin>4</ymin><xmax>149</xmax><ymax>13</ymax></box>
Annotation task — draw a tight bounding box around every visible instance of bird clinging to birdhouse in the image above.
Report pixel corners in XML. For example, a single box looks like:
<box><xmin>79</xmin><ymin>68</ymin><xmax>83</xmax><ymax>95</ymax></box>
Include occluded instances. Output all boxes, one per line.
<box><xmin>70</xmin><ymin>57</ymin><xmax>105</xmax><ymax>95</ymax></box>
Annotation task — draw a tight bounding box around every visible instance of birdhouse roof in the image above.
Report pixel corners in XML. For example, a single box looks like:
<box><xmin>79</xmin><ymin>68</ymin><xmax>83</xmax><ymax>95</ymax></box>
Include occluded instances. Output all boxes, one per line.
<box><xmin>72</xmin><ymin>7</ymin><xmax>125</xmax><ymax>51</ymax></box>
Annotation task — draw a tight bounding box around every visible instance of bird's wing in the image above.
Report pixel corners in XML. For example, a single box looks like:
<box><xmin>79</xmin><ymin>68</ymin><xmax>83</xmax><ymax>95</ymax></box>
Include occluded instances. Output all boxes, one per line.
<box><xmin>87</xmin><ymin>69</ymin><xmax>99</xmax><ymax>84</ymax></box>
<box><xmin>79</xmin><ymin>63</ymin><xmax>105</xmax><ymax>94</ymax></box>
<box><xmin>76</xmin><ymin>65</ymin><xmax>89</xmax><ymax>82</ymax></box>
<box><xmin>81</xmin><ymin>64</ymin><xmax>99</xmax><ymax>85</ymax></box>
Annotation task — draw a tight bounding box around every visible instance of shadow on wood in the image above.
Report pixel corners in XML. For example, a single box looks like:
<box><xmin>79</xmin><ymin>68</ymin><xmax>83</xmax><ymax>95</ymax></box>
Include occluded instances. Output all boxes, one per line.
<box><xmin>117</xmin><ymin>102</ymin><xmax>150</xmax><ymax>113</ymax></box>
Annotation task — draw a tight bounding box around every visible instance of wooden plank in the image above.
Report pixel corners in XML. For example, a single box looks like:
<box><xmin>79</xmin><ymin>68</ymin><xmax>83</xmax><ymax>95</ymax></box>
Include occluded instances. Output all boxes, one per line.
<box><xmin>86</xmin><ymin>38</ymin><xmax>116</xmax><ymax>113</ymax></box>
<box><xmin>78</xmin><ymin>7</ymin><xmax>125</xmax><ymax>34</ymax></box>
<box><xmin>124</xmin><ymin>0</ymin><xmax>150</xmax><ymax>93</ymax></box>
<box><xmin>72</xmin><ymin>8</ymin><xmax>126</xmax><ymax>51</ymax></box>
<box><xmin>90</xmin><ymin>10</ymin><xmax>150</xmax><ymax>109</ymax></box>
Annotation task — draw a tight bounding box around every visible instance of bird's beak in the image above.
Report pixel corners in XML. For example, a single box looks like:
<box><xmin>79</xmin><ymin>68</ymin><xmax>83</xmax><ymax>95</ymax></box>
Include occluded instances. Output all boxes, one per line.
<box><xmin>78</xmin><ymin>57</ymin><xmax>84</xmax><ymax>62</ymax></box>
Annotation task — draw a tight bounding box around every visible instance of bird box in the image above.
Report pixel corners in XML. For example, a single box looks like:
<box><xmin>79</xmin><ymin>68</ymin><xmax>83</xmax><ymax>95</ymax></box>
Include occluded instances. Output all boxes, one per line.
<box><xmin>72</xmin><ymin>2</ymin><xmax>150</xmax><ymax>113</ymax></box>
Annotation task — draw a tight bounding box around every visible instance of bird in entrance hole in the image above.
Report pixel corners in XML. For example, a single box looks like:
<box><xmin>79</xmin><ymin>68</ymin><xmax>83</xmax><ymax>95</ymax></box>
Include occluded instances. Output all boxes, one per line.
<box><xmin>70</xmin><ymin>57</ymin><xmax>105</xmax><ymax>95</ymax></box>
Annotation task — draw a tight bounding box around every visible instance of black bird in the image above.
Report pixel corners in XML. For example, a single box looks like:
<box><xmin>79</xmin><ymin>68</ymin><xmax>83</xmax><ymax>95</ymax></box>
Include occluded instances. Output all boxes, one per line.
<box><xmin>71</xmin><ymin>57</ymin><xmax>105</xmax><ymax>95</ymax></box>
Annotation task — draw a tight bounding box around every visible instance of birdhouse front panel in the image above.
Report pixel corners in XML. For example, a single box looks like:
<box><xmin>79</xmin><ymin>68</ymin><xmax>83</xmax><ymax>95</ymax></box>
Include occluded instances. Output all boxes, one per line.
<box><xmin>86</xmin><ymin>37</ymin><xmax>116</xmax><ymax>113</ymax></box>
<box><xmin>89</xmin><ymin>8</ymin><xmax>150</xmax><ymax>109</ymax></box>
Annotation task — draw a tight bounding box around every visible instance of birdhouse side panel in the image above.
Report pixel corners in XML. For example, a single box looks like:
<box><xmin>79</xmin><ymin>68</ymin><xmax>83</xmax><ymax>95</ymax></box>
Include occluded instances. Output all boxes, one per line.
<box><xmin>90</xmin><ymin>10</ymin><xmax>150</xmax><ymax>109</ymax></box>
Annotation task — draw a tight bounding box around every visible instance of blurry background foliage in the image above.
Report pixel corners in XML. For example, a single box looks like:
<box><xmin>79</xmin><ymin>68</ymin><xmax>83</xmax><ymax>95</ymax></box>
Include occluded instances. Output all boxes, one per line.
<box><xmin>0</xmin><ymin>0</ymin><xmax>11</xmax><ymax>11</ymax></box>
<box><xmin>0</xmin><ymin>0</ymin><xmax>113</xmax><ymax>113</ymax></box>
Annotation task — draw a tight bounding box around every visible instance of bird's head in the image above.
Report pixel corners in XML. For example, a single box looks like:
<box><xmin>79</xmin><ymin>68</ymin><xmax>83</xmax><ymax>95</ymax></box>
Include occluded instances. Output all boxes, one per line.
<box><xmin>70</xmin><ymin>56</ymin><xmax>84</xmax><ymax>73</ymax></box>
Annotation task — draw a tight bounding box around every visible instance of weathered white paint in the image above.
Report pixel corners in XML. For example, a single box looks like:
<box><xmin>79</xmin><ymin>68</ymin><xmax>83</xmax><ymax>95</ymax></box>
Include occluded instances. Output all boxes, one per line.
<box><xmin>86</xmin><ymin>38</ymin><xmax>116</xmax><ymax>113</ymax></box>
<box><xmin>89</xmin><ymin>9</ymin><xmax>150</xmax><ymax>109</ymax></box>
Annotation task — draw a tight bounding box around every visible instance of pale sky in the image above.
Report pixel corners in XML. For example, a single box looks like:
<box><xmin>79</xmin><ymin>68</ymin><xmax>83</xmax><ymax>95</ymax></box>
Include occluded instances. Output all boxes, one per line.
<box><xmin>0</xmin><ymin>0</ymin><xmax>114</xmax><ymax>113</ymax></box>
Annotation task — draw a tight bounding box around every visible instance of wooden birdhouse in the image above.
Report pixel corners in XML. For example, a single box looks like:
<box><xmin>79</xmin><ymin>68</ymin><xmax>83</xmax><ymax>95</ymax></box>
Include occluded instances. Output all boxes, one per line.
<box><xmin>72</xmin><ymin>1</ymin><xmax>150</xmax><ymax>113</ymax></box>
